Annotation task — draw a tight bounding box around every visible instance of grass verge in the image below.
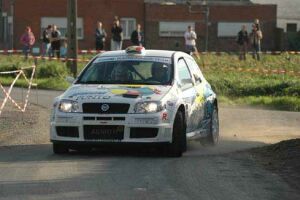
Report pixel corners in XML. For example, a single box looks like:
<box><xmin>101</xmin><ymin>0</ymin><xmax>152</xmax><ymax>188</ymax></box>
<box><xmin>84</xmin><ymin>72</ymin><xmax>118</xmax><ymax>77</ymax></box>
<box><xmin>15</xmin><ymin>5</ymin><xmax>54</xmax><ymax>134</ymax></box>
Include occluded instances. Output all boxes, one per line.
<box><xmin>0</xmin><ymin>54</ymin><xmax>299</xmax><ymax>111</ymax></box>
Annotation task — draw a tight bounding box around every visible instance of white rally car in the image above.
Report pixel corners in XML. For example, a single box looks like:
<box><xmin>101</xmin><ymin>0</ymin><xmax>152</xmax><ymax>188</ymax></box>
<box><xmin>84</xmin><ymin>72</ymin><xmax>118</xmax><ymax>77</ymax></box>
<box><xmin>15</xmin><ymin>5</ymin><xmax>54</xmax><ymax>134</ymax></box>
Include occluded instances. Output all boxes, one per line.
<box><xmin>50</xmin><ymin>46</ymin><xmax>219</xmax><ymax>157</ymax></box>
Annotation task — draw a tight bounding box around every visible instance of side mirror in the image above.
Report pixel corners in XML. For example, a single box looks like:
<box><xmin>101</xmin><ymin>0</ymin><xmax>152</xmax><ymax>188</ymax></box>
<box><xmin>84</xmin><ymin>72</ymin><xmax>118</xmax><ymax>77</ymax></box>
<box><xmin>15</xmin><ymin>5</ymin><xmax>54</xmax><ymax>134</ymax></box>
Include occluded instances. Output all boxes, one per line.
<box><xmin>194</xmin><ymin>74</ymin><xmax>202</xmax><ymax>83</ymax></box>
<box><xmin>65</xmin><ymin>76</ymin><xmax>75</xmax><ymax>84</ymax></box>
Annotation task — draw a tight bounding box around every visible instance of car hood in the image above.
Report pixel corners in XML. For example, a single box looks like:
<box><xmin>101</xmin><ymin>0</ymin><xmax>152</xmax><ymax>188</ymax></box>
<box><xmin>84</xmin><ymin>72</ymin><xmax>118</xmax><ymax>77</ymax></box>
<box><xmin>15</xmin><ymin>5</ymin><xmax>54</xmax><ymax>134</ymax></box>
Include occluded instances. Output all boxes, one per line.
<box><xmin>61</xmin><ymin>84</ymin><xmax>172</xmax><ymax>102</ymax></box>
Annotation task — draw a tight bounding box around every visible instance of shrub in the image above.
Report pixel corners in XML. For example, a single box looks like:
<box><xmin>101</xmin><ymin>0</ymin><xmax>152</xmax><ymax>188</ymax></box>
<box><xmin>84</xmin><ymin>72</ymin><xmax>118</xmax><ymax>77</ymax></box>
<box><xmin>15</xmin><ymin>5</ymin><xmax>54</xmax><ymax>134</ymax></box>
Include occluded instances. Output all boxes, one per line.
<box><xmin>36</xmin><ymin>61</ymin><xmax>69</xmax><ymax>78</ymax></box>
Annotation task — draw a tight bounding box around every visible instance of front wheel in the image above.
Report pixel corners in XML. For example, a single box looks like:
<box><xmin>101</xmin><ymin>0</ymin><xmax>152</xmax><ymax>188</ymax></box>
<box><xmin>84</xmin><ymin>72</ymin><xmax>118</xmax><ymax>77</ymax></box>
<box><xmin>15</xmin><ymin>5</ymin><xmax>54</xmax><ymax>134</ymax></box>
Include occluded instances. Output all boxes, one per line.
<box><xmin>201</xmin><ymin>105</ymin><xmax>219</xmax><ymax>146</ymax></box>
<box><xmin>166</xmin><ymin>111</ymin><xmax>186</xmax><ymax>157</ymax></box>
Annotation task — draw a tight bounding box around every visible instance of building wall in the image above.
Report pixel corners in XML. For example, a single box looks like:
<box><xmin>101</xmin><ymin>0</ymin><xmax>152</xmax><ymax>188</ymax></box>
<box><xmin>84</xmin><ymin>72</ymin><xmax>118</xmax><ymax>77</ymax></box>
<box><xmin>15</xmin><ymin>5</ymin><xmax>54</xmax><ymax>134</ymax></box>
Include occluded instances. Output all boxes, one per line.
<box><xmin>0</xmin><ymin>0</ymin><xmax>13</xmax><ymax>48</ymax></box>
<box><xmin>145</xmin><ymin>3</ymin><xmax>277</xmax><ymax>51</ymax></box>
<box><xmin>13</xmin><ymin>0</ymin><xmax>144</xmax><ymax>50</ymax></box>
<box><xmin>11</xmin><ymin>0</ymin><xmax>276</xmax><ymax>51</ymax></box>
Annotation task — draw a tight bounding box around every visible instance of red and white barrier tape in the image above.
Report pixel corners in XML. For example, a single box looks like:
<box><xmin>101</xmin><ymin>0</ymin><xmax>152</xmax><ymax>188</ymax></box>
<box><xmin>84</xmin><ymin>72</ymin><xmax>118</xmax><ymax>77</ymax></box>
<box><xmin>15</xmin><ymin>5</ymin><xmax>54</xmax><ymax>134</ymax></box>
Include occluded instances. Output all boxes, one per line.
<box><xmin>0</xmin><ymin>65</ymin><xmax>36</xmax><ymax>116</ymax></box>
<box><xmin>0</xmin><ymin>49</ymin><xmax>300</xmax><ymax>55</ymax></box>
<box><xmin>25</xmin><ymin>55</ymin><xmax>91</xmax><ymax>62</ymax></box>
<box><xmin>0</xmin><ymin>49</ymin><xmax>22</xmax><ymax>54</ymax></box>
<box><xmin>203</xmin><ymin>66</ymin><xmax>300</xmax><ymax>76</ymax></box>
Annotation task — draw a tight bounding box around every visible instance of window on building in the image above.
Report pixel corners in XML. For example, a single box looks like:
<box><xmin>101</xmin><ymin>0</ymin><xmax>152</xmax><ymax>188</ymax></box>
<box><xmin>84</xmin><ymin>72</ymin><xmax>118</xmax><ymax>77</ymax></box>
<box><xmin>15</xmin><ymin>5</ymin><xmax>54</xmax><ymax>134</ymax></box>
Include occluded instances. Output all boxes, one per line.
<box><xmin>159</xmin><ymin>22</ymin><xmax>195</xmax><ymax>37</ymax></box>
<box><xmin>286</xmin><ymin>23</ymin><xmax>297</xmax><ymax>32</ymax></box>
<box><xmin>217</xmin><ymin>22</ymin><xmax>252</xmax><ymax>37</ymax></box>
<box><xmin>41</xmin><ymin>17</ymin><xmax>84</xmax><ymax>39</ymax></box>
<box><xmin>120</xmin><ymin>18</ymin><xmax>136</xmax><ymax>40</ymax></box>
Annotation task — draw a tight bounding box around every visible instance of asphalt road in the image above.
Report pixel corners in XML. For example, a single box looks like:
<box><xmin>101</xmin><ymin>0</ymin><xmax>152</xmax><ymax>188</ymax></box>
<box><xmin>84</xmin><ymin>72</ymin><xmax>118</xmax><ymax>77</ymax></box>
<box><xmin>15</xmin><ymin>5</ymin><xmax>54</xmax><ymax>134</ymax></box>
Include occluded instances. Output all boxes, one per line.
<box><xmin>0</xmin><ymin>88</ymin><xmax>300</xmax><ymax>200</ymax></box>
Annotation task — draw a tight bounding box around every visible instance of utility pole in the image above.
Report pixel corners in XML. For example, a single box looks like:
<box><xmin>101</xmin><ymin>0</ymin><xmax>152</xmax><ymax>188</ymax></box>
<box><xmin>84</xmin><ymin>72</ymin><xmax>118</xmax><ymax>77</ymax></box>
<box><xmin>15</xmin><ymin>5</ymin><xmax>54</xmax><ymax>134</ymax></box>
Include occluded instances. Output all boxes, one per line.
<box><xmin>67</xmin><ymin>0</ymin><xmax>78</xmax><ymax>78</ymax></box>
<box><xmin>186</xmin><ymin>0</ymin><xmax>210</xmax><ymax>52</ymax></box>
<box><xmin>205</xmin><ymin>6</ymin><xmax>209</xmax><ymax>52</ymax></box>
<box><xmin>0</xmin><ymin>0</ymin><xmax>3</xmax><ymax>42</ymax></box>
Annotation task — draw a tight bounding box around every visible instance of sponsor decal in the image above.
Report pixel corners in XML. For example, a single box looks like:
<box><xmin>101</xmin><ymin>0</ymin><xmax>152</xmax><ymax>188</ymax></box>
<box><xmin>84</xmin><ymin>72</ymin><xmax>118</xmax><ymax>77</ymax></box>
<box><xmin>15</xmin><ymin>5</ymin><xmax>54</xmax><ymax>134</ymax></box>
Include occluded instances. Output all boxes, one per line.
<box><xmin>110</xmin><ymin>86</ymin><xmax>162</xmax><ymax>97</ymax></box>
<box><xmin>94</xmin><ymin>56</ymin><xmax>172</xmax><ymax>64</ymax></box>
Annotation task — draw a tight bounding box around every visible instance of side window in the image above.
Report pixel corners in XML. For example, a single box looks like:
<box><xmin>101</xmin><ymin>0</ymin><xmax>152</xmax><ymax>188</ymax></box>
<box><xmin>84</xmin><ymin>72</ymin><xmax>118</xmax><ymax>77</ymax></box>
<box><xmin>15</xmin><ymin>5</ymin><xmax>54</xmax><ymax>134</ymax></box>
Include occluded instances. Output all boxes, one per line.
<box><xmin>185</xmin><ymin>57</ymin><xmax>204</xmax><ymax>84</ymax></box>
<box><xmin>177</xmin><ymin>58</ymin><xmax>193</xmax><ymax>89</ymax></box>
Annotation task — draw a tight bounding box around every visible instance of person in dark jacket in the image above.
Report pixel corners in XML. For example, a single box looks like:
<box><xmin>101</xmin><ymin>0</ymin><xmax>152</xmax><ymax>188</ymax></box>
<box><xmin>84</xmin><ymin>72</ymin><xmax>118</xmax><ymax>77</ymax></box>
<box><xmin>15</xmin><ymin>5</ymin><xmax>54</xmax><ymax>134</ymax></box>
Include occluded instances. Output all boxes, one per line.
<box><xmin>131</xmin><ymin>24</ymin><xmax>143</xmax><ymax>46</ymax></box>
<box><xmin>42</xmin><ymin>25</ymin><xmax>52</xmax><ymax>57</ymax></box>
<box><xmin>111</xmin><ymin>20</ymin><xmax>123</xmax><ymax>50</ymax></box>
<box><xmin>50</xmin><ymin>25</ymin><xmax>61</xmax><ymax>59</ymax></box>
<box><xmin>237</xmin><ymin>25</ymin><xmax>249</xmax><ymax>60</ymax></box>
<box><xmin>95</xmin><ymin>21</ymin><xmax>107</xmax><ymax>50</ymax></box>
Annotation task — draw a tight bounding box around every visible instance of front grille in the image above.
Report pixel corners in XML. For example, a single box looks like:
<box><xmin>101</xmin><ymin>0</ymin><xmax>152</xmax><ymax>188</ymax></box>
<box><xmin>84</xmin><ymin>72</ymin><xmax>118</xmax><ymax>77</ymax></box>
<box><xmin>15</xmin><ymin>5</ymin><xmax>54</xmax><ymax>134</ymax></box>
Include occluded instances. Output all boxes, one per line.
<box><xmin>82</xmin><ymin>103</ymin><xmax>130</xmax><ymax>114</ymax></box>
<box><xmin>84</xmin><ymin>125</ymin><xmax>124</xmax><ymax>140</ymax></box>
<box><xmin>130</xmin><ymin>128</ymin><xmax>159</xmax><ymax>138</ymax></box>
<box><xmin>83</xmin><ymin>116</ymin><xmax>125</xmax><ymax>121</ymax></box>
<box><xmin>56</xmin><ymin>126</ymin><xmax>79</xmax><ymax>138</ymax></box>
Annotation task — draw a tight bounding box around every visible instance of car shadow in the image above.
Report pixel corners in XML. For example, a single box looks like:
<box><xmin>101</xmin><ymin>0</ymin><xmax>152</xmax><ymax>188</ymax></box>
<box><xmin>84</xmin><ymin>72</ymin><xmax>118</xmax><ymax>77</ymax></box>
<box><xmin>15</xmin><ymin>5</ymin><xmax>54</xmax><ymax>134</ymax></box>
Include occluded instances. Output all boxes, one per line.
<box><xmin>0</xmin><ymin>138</ymin><xmax>267</xmax><ymax>162</ymax></box>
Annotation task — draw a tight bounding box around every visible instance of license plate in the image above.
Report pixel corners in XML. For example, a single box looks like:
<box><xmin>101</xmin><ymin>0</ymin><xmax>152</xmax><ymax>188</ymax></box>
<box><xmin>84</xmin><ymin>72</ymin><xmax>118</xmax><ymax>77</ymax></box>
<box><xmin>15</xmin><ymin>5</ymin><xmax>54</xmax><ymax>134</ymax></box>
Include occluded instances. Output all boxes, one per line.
<box><xmin>84</xmin><ymin>125</ymin><xmax>124</xmax><ymax>140</ymax></box>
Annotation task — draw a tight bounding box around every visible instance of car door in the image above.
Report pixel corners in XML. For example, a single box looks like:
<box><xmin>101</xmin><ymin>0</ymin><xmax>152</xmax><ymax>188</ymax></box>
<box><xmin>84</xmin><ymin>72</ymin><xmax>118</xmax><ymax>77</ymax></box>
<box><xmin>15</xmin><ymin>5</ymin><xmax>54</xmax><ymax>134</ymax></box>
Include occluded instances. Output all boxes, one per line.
<box><xmin>184</xmin><ymin>57</ymin><xmax>206</xmax><ymax>131</ymax></box>
<box><xmin>176</xmin><ymin>58</ymin><xmax>198</xmax><ymax>133</ymax></box>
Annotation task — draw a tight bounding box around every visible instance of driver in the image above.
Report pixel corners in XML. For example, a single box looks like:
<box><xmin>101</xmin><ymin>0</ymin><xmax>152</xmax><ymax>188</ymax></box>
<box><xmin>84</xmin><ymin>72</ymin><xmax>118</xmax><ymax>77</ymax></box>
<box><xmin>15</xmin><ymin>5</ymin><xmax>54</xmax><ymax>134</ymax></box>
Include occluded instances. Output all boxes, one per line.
<box><xmin>148</xmin><ymin>62</ymin><xmax>168</xmax><ymax>83</ymax></box>
<box><xmin>111</xmin><ymin>63</ymin><xmax>131</xmax><ymax>82</ymax></box>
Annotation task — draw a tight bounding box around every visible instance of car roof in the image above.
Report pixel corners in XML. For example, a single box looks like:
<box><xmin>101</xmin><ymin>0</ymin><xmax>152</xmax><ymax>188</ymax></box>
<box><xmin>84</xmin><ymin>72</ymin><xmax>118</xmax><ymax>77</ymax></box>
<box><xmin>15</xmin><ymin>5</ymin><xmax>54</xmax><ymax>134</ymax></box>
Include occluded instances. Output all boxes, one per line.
<box><xmin>97</xmin><ymin>49</ymin><xmax>176</xmax><ymax>58</ymax></box>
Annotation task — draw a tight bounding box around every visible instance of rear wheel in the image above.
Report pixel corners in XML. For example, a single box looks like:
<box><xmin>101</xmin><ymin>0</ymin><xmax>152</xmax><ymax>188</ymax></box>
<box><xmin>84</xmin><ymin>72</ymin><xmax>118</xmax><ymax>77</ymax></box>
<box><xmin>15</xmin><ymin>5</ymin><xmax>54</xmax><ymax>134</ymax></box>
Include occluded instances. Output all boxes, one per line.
<box><xmin>53</xmin><ymin>143</ymin><xmax>69</xmax><ymax>154</ymax></box>
<box><xmin>167</xmin><ymin>111</ymin><xmax>186</xmax><ymax>157</ymax></box>
<box><xmin>201</xmin><ymin>105</ymin><xmax>219</xmax><ymax>146</ymax></box>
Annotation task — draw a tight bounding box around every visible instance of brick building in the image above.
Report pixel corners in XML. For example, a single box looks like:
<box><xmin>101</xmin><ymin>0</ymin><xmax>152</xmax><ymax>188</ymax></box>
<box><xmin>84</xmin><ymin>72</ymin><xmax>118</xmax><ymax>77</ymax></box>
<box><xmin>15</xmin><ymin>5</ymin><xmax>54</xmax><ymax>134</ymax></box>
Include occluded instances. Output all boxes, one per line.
<box><xmin>0</xmin><ymin>0</ymin><xmax>277</xmax><ymax>51</ymax></box>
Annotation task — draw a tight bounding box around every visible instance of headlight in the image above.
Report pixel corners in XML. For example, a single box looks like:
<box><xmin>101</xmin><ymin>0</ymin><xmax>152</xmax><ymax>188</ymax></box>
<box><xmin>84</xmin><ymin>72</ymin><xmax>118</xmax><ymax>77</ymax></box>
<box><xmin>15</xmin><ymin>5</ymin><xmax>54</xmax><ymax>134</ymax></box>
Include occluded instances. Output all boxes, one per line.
<box><xmin>134</xmin><ymin>101</ymin><xmax>165</xmax><ymax>113</ymax></box>
<box><xmin>58</xmin><ymin>100</ymin><xmax>79</xmax><ymax>113</ymax></box>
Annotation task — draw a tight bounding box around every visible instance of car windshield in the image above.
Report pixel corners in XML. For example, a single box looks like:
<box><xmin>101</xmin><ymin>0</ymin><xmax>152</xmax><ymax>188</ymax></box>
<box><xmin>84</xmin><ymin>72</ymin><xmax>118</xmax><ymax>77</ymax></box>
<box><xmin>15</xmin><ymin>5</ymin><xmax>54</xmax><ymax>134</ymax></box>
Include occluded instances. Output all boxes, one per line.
<box><xmin>76</xmin><ymin>57</ymin><xmax>173</xmax><ymax>85</ymax></box>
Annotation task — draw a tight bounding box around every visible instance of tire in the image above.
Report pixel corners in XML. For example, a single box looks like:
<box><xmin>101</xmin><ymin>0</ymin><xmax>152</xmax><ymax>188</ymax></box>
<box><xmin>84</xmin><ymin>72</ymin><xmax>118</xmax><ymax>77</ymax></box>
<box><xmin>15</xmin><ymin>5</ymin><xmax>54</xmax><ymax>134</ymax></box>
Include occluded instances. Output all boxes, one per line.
<box><xmin>53</xmin><ymin>143</ymin><xmax>69</xmax><ymax>154</ymax></box>
<box><xmin>167</xmin><ymin>111</ymin><xmax>186</xmax><ymax>157</ymax></box>
<box><xmin>200</xmin><ymin>105</ymin><xmax>219</xmax><ymax>146</ymax></box>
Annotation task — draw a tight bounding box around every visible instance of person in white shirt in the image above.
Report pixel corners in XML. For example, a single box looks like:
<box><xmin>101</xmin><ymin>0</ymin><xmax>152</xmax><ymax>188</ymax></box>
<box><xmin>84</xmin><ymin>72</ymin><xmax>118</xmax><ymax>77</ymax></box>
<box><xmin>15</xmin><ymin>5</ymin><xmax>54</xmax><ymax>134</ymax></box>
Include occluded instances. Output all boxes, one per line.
<box><xmin>184</xmin><ymin>26</ymin><xmax>199</xmax><ymax>58</ymax></box>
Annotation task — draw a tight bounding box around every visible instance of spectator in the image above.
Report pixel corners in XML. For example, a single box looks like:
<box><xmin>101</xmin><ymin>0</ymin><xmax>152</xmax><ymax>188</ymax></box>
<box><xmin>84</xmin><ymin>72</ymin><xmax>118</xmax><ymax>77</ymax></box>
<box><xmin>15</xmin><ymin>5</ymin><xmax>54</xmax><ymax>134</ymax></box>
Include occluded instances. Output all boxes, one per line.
<box><xmin>237</xmin><ymin>25</ymin><xmax>249</xmax><ymax>60</ymax></box>
<box><xmin>41</xmin><ymin>25</ymin><xmax>52</xmax><ymax>57</ymax></box>
<box><xmin>95</xmin><ymin>21</ymin><xmax>107</xmax><ymax>50</ymax></box>
<box><xmin>131</xmin><ymin>24</ymin><xmax>143</xmax><ymax>46</ymax></box>
<box><xmin>184</xmin><ymin>25</ymin><xmax>199</xmax><ymax>58</ymax></box>
<box><xmin>60</xmin><ymin>39</ymin><xmax>67</xmax><ymax>58</ymax></box>
<box><xmin>250</xmin><ymin>24</ymin><xmax>263</xmax><ymax>61</ymax></box>
<box><xmin>254</xmin><ymin>18</ymin><xmax>261</xmax><ymax>31</ymax></box>
<box><xmin>50</xmin><ymin>25</ymin><xmax>61</xmax><ymax>59</ymax></box>
<box><xmin>111</xmin><ymin>20</ymin><xmax>123</xmax><ymax>50</ymax></box>
<box><xmin>20</xmin><ymin>26</ymin><xmax>35</xmax><ymax>60</ymax></box>
<box><xmin>113</xmin><ymin>16</ymin><xmax>119</xmax><ymax>23</ymax></box>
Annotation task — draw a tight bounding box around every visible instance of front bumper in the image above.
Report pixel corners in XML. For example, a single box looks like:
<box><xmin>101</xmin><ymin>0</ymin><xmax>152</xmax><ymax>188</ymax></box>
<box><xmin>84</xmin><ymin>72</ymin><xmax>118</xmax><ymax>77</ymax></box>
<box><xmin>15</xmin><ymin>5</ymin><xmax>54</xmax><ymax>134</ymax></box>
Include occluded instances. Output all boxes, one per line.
<box><xmin>50</xmin><ymin>112</ymin><xmax>173</xmax><ymax>143</ymax></box>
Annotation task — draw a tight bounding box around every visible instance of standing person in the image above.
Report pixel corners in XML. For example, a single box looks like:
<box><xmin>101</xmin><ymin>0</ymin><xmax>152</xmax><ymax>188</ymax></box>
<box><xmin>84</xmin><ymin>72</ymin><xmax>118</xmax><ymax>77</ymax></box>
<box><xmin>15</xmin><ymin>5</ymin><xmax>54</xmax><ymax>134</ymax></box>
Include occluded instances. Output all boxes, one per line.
<box><xmin>42</xmin><ymin>25</ymin><xmax>52</xmax><ymax>57</ymax></box>
<box><xmin>250</xmin><ymin>24</ymin><xmax>263</xmax><ymax>61</ymax></box>
<box><xmin>237</xmin><ymin>25</ymin><xmax>249</xmax><ymax>60</ymax></box>
<box><xmin>95</xmin><ymin>21</ymin><xmax>107</xmax><ymax>50</ymax></box>
<box><xmin>111</xmin><ymin>20</ymin><xmax>123</xmax><ymax>50</ymax></box>
<box><xmin>60</xmin><ymin>39</ymin><xmax>68</xmax><ymax>59</ymax></box>
<box><xmin>20</xmin><ymin>26</ymin><xmax>35</xmax><ymax>60</ymax></box>
<box><xmin>254</xmin><ymin>18</ymin><xmax>261</xmax><ymax>31</ymax></box>
<box><xmin>131</xmin><ymin>24</ymin><xmax>143</xmax><ymax>46</ymax></box>
<box><xmin>184</xmin><ymin>25</ymin><xmax>199</xmax><ymax>58</ymax></box>
<box><xmin>50</xmin><ymin>25</ymin><xmax>61</xmax><ymax>59</ymax></box>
